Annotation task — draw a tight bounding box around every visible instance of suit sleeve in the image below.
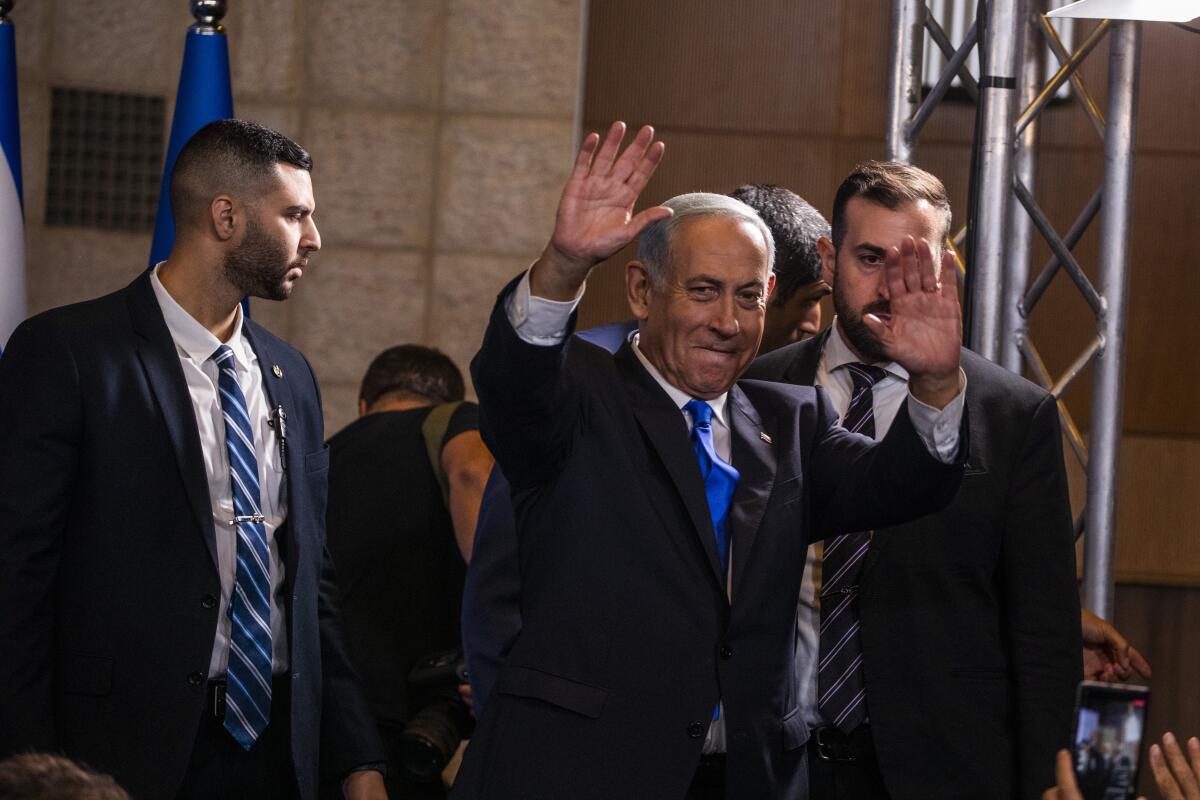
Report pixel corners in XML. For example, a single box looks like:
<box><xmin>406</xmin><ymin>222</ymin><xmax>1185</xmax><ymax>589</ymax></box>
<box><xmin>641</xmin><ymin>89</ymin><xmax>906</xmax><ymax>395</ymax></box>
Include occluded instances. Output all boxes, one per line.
<box><xmin>0</xmin><ymin>318</ymin><xmax>83</xmax><ymax>756</ymax></box>
<box><xmin>1003</xmin><ymin>394</ymin><xmax>1081</xmax><ymax>799</ymax></box>
<box><xmin>808</xmin><ymin>387</ymin><xmax>967</xmax><ymax>539</ymax></box>
<box><xmin>300</xmin><ymin>356</ymin><xmax>387</xmax><ymax>780</ymax></box>
<box><xmin>461</xmin><ymin>464</ymin><xmax>524</xmax><ymax>719</ymax></box>
<box><xmin>469</xmin><ymin>275</ymin><xmax>583</xmax><ymax>493</ymax></box>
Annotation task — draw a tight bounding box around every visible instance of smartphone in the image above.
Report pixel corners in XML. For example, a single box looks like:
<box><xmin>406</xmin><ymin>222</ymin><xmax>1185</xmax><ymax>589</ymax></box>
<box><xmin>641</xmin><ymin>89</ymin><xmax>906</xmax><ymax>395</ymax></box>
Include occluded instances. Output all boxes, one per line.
<box><xmin>1072</xmin><ymin>680</ymin><xmax>1151</xmax><ymax>800</ymax></box>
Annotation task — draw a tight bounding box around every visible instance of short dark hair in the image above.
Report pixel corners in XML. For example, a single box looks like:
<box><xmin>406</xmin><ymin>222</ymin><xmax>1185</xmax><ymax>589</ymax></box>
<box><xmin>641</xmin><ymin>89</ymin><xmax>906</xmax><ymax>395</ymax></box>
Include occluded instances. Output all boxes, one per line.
<box><xmin>830</xmin><ymin>161</ymin><xmax>952</xmax><ymax>249</ymax></box>
<box><xmin>0</xmin><ymin>753</ymin><xmax>130</xmax><ymax>800</ymax></box>
<box><xmin>729</xmin><ymin>184</ymin><xmax>829</xmax><ymax>306</ymax></box>
<box><xmin>169</xmin><ymin>118</ymin><xmax>312</xmax><ymax>229</ymax></box>
<box><xmin>359</xmin><ymin>345</ymin><xmax>465</xmax><ymax>408</ymax></box>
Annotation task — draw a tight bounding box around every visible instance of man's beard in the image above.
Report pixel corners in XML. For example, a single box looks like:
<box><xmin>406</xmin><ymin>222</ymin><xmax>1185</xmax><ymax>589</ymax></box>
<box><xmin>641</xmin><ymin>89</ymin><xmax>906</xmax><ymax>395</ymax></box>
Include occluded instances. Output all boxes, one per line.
<box><xmin>222</xmin><ymin>218</ymin><xmax>294</xmax><ymax>302</ymax></box>
<box><xmin>832</xmin><ymin>269</ymin><xmax>891</xmax><ymax>364</ymax></box>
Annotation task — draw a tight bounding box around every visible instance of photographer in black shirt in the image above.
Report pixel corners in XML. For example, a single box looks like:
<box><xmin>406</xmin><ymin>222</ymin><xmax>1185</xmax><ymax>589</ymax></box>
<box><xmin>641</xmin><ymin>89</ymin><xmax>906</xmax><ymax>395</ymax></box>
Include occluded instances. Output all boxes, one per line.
<box><xmin>326</xmin><ymin>346</ymin><xmax>492</xmax><ymax>799</ymax></box>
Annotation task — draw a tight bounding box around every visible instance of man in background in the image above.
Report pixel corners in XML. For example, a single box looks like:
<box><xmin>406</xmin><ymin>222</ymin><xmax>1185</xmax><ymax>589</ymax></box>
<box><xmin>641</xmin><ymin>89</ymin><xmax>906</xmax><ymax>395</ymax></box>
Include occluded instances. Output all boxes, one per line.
<box><xmin>326</xmin><ymin>345</ymin><xmax>493</xmax><ymax>799</ymax></box>
<box><xmin>747</xmin><ymin>160</ymin><xmax>1081</xmax><ymax>800</ymax></box>
<box><xmin>729</xmin><ymin>184</ymin><xmax>831</xmax><ymax>353</ymax></box>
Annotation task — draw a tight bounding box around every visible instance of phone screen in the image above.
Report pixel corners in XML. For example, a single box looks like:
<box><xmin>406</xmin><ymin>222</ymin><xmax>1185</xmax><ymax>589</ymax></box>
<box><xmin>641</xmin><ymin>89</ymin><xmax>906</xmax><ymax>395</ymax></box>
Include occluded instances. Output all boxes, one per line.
<box><xmin>1072</xmin><ymin>681</ymin><xmax>1151</xmax><ymax>800</ymax></box>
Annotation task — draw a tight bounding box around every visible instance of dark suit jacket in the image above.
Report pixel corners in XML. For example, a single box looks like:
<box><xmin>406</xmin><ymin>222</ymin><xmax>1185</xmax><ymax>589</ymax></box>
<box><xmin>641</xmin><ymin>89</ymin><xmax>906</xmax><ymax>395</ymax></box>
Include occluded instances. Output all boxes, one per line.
<box><xmin>0</xmin><ymin>271</ymin><xmax>384</xmax><ymax>800</ymax></box>
<box><xmin>462</xmin><ymin>320</ymin><xmax>637</xmax><ymax>720</ymax></box>
<box><xmin>451</xmin><ymin>280</ymin><xmax>965</xmax><ymax>799</ymax></box>
<box><xmin>745</xmin><ymin>329</ymin><xmax>1081</xmax><ymax>800</ymax></box>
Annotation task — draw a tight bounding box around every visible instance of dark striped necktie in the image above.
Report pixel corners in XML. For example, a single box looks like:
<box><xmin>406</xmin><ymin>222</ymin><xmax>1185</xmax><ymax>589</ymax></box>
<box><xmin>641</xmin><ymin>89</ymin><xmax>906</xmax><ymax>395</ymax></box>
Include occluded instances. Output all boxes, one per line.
<box><xmin>817</xmin><ymin>362</ymin><xmax>888</xmax><ymax>734</ymax></box>
<box><xmin>212</xmin><ymin>344</ymin><xmax>273</xmax><ymax>749</ymax></box>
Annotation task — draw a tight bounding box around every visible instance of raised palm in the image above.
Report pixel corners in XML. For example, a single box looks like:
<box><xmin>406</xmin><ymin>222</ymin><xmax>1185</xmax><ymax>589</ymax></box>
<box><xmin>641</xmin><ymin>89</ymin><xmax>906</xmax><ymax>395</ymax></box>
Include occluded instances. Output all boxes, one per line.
<box><xmin>863</xmin><ymin>236</ymin><xmax>962</xmax><ymax>382</ymax></box>
<box><xmin>547</xmin><ymin>122</ymin><xmax>671</xmax><ymax>282</ymax></box>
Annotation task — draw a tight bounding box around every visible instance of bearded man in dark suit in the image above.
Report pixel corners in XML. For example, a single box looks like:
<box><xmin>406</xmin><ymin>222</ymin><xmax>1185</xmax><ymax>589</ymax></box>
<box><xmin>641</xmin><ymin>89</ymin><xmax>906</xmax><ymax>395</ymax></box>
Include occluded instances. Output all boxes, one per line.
<box><xmin>746</xmin><ymin>161</ymin><xmax>1080</xmax><ymax>800</ymax></box>
<box><xmin>0</xmin><ymin>120</ymin><xmax>385</xmax><ymax>800</ymax></box>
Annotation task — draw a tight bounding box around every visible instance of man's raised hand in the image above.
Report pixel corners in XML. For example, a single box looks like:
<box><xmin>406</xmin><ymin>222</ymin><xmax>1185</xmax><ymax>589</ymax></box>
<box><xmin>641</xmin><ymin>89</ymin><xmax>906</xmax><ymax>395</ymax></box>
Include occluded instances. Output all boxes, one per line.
<box><xmin>863</xmin><ymin>236</ymin><xmax>962</xmax><ymax>408</ymax></box>
<box><xmin>531</xmin><ymin>122</ymin><xmax>671</xmax><ymax>300</ymax></box>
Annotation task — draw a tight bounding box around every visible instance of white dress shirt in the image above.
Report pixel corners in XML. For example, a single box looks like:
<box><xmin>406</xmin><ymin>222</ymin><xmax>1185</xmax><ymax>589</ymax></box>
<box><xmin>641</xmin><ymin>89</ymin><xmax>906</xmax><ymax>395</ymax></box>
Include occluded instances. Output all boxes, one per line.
<box><xmin>150</xmin><ymin>264</ymin><xmax>289</xmax><ymax>678</ymax></box>
<box><xmin>506</xmin><ymin>271</ymin><xmax>965</xmax><ymax>749</ymax></box>
<box><xmin>794</xmin><ymin>320</ymin><xmax>966</xmax><ymax>727</ymax></box>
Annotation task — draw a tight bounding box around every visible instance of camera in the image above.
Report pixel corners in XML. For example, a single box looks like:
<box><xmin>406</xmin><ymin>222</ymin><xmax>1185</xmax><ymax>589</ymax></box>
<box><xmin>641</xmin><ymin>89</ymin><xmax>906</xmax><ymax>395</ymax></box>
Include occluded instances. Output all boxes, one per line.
<box><xmin>399</xmin><ymin>649</ymin><xmax>474</xmax><ymax>782</ymax></box>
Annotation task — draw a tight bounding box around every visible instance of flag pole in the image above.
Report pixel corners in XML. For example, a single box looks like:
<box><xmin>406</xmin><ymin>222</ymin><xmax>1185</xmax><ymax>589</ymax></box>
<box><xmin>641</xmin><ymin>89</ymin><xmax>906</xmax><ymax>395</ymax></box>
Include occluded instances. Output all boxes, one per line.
<box><xmin>0</xmin><ymin>0</ymin><xmax>27</xmax><ymax>354</ymax></box>
<box><xmin>148</xmin><ymin>0</ymin><xmax>234</xmax><ymax>268</ymax></box>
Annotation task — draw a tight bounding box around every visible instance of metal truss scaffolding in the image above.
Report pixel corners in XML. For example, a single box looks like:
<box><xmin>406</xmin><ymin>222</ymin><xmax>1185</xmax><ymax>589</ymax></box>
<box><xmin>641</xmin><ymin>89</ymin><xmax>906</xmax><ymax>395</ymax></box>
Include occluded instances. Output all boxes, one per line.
<box><xmin>886</xmin><ymin>0</ymin><xmax>1142</xmax><ymax>618</ymax></box>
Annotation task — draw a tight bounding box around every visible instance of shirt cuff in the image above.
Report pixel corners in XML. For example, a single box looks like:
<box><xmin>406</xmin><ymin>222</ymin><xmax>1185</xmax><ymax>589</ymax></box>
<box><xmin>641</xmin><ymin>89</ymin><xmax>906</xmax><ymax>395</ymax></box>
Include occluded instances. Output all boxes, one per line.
<box><xmin>904</xmin><ymin>368</ymin><xmax>967</xmax><ymax>464</ymax></box>
<box><xmin>503</xmin><ymin>268</ymin><xmax>585</xmax><ymax>347</ymax></box>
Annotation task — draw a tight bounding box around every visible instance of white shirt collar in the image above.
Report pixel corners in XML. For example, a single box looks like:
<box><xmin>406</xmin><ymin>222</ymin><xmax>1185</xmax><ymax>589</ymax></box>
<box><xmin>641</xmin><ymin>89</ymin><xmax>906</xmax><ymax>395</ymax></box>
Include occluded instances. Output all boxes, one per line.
<box><xmin>826</xmin><ymin>318</ymin><xmax>908</xmax><ymax>383</ymax></box>
<box><xmin>150</xmin><ymin>262</ymin><xmax>255</xmax><ymax>368</ymax></box>
<box><xmin>630</xmin><ymin>333</ymin><xmax>730</xmax><ymax>428</ymax></box>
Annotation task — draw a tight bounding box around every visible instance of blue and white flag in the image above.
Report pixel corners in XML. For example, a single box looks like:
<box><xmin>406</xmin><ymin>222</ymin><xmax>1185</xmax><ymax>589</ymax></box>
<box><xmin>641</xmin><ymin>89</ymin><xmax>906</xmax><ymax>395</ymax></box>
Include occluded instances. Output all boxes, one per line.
<box><xmin>0</xmin><ymin>18</ymin><xmax>25</xmax><ymax>355</ymax></box>
<box><xmin>149</xmin><ymin>20</ymin><xmax>233</xmax><ymax>266</ymax></box>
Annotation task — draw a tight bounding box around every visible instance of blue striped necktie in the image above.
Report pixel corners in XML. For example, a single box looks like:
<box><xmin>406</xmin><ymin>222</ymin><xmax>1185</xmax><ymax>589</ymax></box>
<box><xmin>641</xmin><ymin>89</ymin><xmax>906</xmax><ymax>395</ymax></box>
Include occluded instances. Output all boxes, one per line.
<box><xmin>212</xmin><ymin>344</ymin><xmax>273</xmax><ymax>750</ymax></box>
<box><xmin>817</xmin><ymin>362</ymin><xmax>888</xmax><ymax>734</ymax></box>
<box><xmin>683</xmin><ymin>399</ymin><xmax>740</xmax><ymax>574</ymax></box>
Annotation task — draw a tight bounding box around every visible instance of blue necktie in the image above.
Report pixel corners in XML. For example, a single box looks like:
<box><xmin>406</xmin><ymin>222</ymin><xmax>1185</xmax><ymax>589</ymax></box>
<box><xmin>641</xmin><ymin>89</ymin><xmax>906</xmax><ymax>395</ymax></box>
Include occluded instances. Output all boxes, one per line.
<box><xmin>212</xmin><ymin>345</ymin><xmax>273</xmax><ymax>750</ymax></box>
<box><xmin>684</xmin><ymin>399</ymin><xmax>740</xmax><ymax>573</ymax></box>
<box><xmin>817</xmin><ymin>362</ymin><xmax>888</xmax><ymax>734</ymax></box>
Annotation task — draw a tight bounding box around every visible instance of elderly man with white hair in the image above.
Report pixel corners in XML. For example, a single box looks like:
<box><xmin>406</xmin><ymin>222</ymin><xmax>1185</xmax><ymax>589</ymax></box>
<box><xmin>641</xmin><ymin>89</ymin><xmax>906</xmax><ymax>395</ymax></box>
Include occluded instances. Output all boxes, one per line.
<box><xmin>450</xmin><ymin>122</ymin><xmax>969</xmax><ymax>800</ymax></box>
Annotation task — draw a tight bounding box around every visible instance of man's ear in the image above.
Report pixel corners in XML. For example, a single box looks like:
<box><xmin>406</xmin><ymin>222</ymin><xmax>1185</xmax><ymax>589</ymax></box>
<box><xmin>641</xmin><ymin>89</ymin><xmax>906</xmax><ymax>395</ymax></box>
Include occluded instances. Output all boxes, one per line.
<box><xmin>817</xmin><ymin>236</ymin><xmax>836</xmax><ymax>286</ymax></box>
<box><xmin>626</xmin><ymin>260</ymin><xmax>653</xmax><ymax>321</ymax></box>
<box><xmin>210</xmin><ymin>196</ymin><xmax>237</xmax><ymax>242</ymax></box>
<box><xmin>357</xmin><ymin>398</ymin><xmax>369</xmax><ymax>418</ymax></box>
<box><xmin>766</xmin><ymin>270</ymin><xmax>779</xmax><ymax>304</ymax></box>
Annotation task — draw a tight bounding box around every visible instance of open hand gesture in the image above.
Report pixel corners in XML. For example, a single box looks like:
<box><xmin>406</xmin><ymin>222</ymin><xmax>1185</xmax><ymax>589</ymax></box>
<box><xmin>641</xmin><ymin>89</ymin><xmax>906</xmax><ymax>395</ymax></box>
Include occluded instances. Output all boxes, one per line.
<box><xmin>1150</xmin><ymin>733</ymin><xmax>1200</xmax><ymax>800</ymax></box>
<box><xmin>863</xmin><ymin>236</ymin><xmax>962</xmax><ymax>407</ymax></box>
<box><xmin>532</xmin><ymin>122</ymin><xmax>671</xmax><ymax>300</ymax></box>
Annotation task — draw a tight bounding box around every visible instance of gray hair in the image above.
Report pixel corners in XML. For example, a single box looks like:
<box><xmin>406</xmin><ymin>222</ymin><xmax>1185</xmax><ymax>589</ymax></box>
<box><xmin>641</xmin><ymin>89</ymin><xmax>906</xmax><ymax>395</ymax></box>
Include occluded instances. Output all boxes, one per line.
<box><xmin>635</xmin><ymin>192</ymin><xmax>775</xmax><ymax>287</ymax></box>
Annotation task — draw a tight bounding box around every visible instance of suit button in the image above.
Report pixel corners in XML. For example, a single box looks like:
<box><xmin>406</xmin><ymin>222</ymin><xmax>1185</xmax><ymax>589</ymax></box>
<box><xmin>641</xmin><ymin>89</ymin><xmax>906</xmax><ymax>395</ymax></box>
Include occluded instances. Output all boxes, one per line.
<box><xmin>688</xmin><ymin>722</ymin><xmax>705</xmax><ymax>739</ymax></box>
<box><xmin>720</xmin><ymin>645</ymin><xmax>733</xmax><ymax>660</ymax></box>
<box><xmin>187</xmin><ymin>671</ymin><xmax>204</xmax><ymax>687</ymax></box>
<box><xmin>201</xmin><ymin>594</ymin><xmax>217</xmax><ymax>609</ymax></box>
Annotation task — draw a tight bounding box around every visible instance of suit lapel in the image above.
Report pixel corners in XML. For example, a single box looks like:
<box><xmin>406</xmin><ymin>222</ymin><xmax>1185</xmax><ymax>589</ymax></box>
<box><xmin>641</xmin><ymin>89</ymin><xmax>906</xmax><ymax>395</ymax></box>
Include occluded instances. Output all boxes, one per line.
<box><xmin>241</xmin><ymin>321</ymin><xmax>299</xmax><ymax>475</ymax></box>
<box><xmin>241</xmin><ymin>321</ymin><xmax>302</xmax><ymax>590</ymax></box>
<box><xmin>125</xmin><ymin>270</ymin><xmax>218</xmax><ymax>568</ymax></box>
<box><xmin>728</xmin><ymin>385</ymin><xmax>777</xmax><ymax>596</ymax></box>
<box><xmin>615</xmin><ymin>345</ymin><xmax>726</xmax><ymax>588</ymax></box>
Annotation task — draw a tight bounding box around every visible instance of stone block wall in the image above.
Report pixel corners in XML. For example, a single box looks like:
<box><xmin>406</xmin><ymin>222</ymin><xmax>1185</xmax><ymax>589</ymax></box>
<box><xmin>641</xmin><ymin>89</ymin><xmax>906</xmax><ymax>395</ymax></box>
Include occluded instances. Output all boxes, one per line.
<box><xmin>10</xmin><ymin>0</ymin><xmax>584</xmax><ymax>436</ymax></box>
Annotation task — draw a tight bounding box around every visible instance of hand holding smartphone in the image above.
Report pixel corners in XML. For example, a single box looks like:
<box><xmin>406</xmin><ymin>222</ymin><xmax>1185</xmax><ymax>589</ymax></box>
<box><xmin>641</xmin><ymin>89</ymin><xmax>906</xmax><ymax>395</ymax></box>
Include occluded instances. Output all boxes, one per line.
<box><xmin>1072</xmin><ymin>681</ymin><xmax>1151</xmax><ymax>800</ymax></box>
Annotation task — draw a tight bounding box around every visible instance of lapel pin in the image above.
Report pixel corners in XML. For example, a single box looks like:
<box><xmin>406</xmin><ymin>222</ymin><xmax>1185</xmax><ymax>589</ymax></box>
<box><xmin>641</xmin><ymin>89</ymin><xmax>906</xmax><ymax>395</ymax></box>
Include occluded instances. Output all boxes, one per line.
<box><xmin>759</xmin><ymin>432</ymin><xmax>772</xmax><ymax>444</ymax></box>
<box><xmin>272</xmin><ymin>365</ymin><xmax>283</xmax><ymax>378</ymax></box>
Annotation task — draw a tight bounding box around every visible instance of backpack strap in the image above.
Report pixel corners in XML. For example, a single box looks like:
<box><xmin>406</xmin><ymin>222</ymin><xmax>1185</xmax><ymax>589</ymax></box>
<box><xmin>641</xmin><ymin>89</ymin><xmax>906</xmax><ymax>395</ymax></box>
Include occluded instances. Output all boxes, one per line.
<box><xmin>420</xmin><ymin>401</ymin><xmax>463</xmax><ymax>507</ymax></box>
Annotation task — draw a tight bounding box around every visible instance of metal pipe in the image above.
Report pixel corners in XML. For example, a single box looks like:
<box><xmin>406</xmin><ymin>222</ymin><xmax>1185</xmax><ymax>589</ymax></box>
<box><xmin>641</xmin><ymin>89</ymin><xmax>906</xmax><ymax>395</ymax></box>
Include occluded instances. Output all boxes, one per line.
<box><xmin>926</xmin><ymin>16</ymin><xmax>981</xmax><ymax>99</ymax></box>
<box><xmin>1016</xmin><ymin>20</ymin><xmax>1110</xmax><ymax>135</ymax></box>
<box><xmin>1012</xmin><ymin>178</ymin><xmax>1104</xmax><ymax>315</ymax></box>
<box><xmin>1083</xmin><ymin>21</ymin><xmax>1141</xmax><ymax>620</ymax></box>
<box><xmin>909</xmin><ymin>23</ymin><xmax>980</xmax><ymax>139</ymax></box>
<box><xmin>1018</xmin><ymin>336</ymin><xmax>1089</xmax><ymax>468</ymax></box>
<box><xmin>1021</xmin><ymin>187</ymin><xmax>1103</xmax><ymax>313</ymax></box>
<box><xmin>1001</xmin><ymin>3</ymin><xmax>1043</xmax><ymax>373</ymax></box>
<box><xmin>969</xmin><ymin>0</ymin><xmax>1023</xmax><ymax>363</ymax></box>
<box><xmin>1040</xmin><ymin>15</ymin><xmax>1107</xmax><ymax>140</ymax></box>
<box><xmin>887</xmin><ymin>0</ymin><xmax>926</xmax><ymax>163</ymax></box>
<box><xmin>1050</xmin><ymin>336</ymin><xmax>1102</xmax><ymax>398</ymax></box>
